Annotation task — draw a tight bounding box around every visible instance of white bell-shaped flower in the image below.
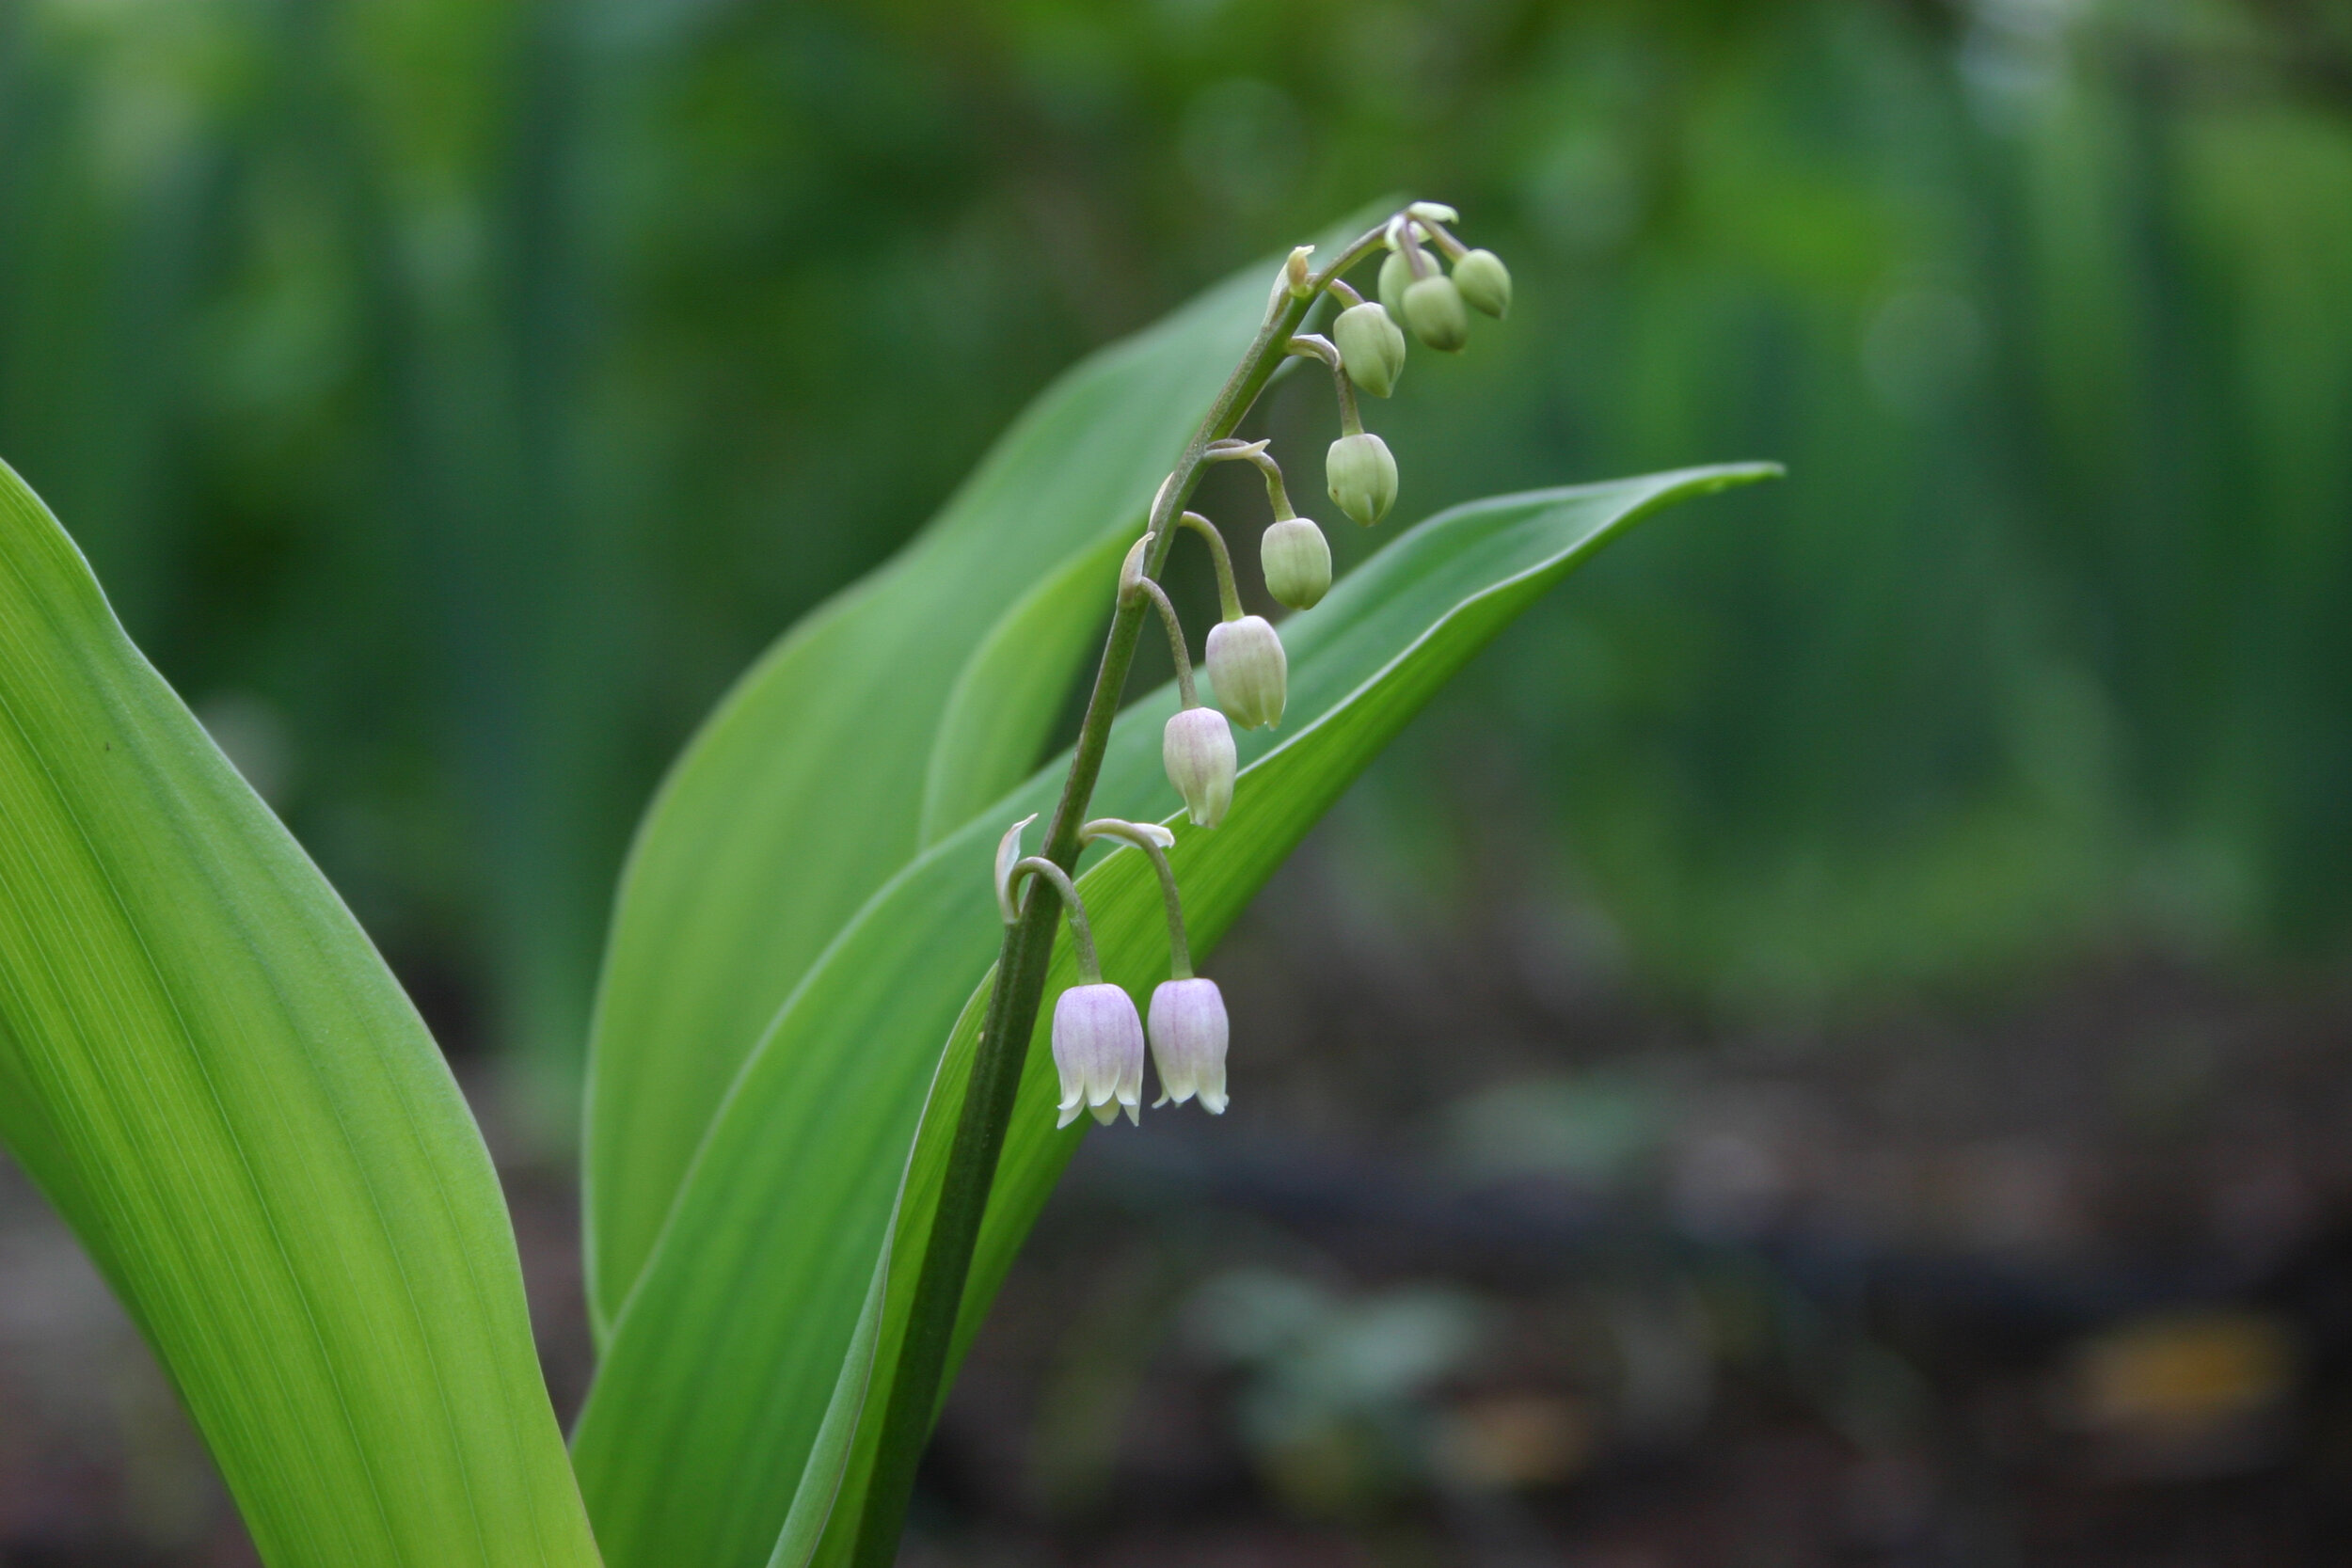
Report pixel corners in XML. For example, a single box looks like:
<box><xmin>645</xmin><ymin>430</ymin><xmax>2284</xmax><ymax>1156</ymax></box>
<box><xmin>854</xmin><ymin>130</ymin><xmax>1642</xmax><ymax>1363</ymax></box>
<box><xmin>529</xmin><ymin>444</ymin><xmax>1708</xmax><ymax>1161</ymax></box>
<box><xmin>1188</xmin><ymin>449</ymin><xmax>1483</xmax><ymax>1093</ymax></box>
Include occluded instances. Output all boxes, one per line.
<box><xmin>1053</xmin><ymin>982</ymin><xmax>1145</xmax><ymax>1128</ymax></box>
<box><xmin>1206</xmin><ymin>615</ymin><xmax>1287</xmax><ymax>730</ymax></box>
<box><xmin>1162</xmin><ymin>706</ymin><xmax>1236</xmax><ymax>828</ymax></box>
<box><xmin>1148</xmin><ymin>976</ymin><xmax>1229</xmax><ymax>1114</ymax></box>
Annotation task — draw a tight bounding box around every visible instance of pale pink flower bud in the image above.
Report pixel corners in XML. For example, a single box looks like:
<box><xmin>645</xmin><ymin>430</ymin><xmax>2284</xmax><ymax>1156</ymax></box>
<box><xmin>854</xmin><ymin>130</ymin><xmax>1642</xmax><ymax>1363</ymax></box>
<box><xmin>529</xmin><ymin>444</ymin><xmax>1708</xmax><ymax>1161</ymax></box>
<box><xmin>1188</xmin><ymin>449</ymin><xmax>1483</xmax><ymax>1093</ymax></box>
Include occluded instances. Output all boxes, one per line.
<box><xmin>1163</xmin><ymin>705</ymin><xmax>1236</xmax><ymax>828</ymax></box>
<box><xmin>1053</xmin><ymin>982</ymin><xmax>1145</xmax><ymax>1128</ymax></box>
<box><xmin>1148</xmin><ymin>977</ymin><xmax>1229</xmax><ymax>1114</ymax></box>
<box><xmin>1206</xmin><ymin>615</ymin><xmax>1286</xmax><ymax>731</ymax></box>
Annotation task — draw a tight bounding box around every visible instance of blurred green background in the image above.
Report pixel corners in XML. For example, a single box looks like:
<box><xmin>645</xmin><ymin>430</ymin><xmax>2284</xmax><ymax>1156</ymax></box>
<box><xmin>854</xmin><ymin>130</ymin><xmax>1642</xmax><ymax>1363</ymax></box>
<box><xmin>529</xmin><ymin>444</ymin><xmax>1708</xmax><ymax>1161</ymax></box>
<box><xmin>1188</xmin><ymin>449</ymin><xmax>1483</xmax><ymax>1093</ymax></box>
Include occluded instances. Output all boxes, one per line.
<box><xmin>3</xmin><ymin>0</ymin><xmax>2346</xmax><ymax>1095</ymax></box>
<box><xmin>8</xmin><ymin>0</ymin><xmax>2352</xmax><ymax>1560</ymax></box>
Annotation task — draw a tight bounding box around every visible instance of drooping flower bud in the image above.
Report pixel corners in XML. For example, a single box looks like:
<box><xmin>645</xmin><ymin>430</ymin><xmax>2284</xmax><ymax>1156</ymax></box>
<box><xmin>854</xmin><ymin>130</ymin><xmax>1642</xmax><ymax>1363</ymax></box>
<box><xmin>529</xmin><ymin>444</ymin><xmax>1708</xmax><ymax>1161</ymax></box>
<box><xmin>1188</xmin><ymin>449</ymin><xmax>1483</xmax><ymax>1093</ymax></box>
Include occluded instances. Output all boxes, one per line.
<box><xmin>1149</xmin><ymin>976</ymin><xmax>1230</xmax><ymax>1114</ymax></box>
<box><xmin>1451</xmin><ymin>247</ymin><xmax>1512</xmax><ymax>318</ymax></box>
<box><xmin>1332</xmin><ymin>301</ymin><xmax>1406</xmax><ymax>398</ymax></box>
<box><xmin>1206</xmin><ymin>615</ymin><xmax>1287</xmax><ymax>730</ymax></box>
<box><xmin>1053</xmin><ymin>982</ymin><xmax>1145</xmax><ymax>1128</ymax></box>
<box><xmin>1402</xmin><ymin>274</ymin><xmax>1470</xmax><ymax>352</ymax></box>
<box><xmin>1260</xmin><ymin>517</ymin><xmax>1331</xmax><ymax>610</ymax></box>
<box><xmin>1377</xmin><ymin>246</ymin><xmax>1416</xmax><ymax>318</ymax></box>
<box><xmin>1327</xmin><ymin>433</ymin><xmax>1398</xmax><ymax>528</ymax></box>
<box><xmin>1162</xmin><ymin>705</ymin><xmax>1236</xmax><ymax>828</ymax></box>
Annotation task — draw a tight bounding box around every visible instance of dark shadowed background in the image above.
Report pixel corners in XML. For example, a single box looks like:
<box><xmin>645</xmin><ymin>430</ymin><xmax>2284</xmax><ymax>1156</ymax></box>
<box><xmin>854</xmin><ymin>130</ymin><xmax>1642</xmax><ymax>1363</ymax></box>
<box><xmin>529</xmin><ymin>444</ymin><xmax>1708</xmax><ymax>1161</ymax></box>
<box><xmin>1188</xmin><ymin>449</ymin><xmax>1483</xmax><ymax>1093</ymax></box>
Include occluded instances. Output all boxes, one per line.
<box><xmin>3</xmin><ymin>0</ymin><xmax>2349</xmax><ymax>1561</ymax></box>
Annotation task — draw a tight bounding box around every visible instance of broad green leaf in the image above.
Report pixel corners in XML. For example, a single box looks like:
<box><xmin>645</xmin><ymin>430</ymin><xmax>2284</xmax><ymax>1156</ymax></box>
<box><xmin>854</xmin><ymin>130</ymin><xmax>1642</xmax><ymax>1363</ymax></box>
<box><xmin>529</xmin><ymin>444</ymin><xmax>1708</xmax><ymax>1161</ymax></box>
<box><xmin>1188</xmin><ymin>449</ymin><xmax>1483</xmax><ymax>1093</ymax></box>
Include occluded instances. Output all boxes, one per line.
<box><xmin>572</xmin><ymin>465</ymin><xmax>1775</xmax><ymax>1568</ymax></box>
<box><xmin>917</xmin><ymin>529</ymin><xmax>1126</xmax><ymax>846</ymax></box>
<box><xmin>582</xmin><ymin>263</ymin><xmax>1278</xmax><ymax>1336</ymax></box>
<box><xmin>0</xmin><ymin>460</ymin><xmax>599</xmax><ymax>1567</ymax></box>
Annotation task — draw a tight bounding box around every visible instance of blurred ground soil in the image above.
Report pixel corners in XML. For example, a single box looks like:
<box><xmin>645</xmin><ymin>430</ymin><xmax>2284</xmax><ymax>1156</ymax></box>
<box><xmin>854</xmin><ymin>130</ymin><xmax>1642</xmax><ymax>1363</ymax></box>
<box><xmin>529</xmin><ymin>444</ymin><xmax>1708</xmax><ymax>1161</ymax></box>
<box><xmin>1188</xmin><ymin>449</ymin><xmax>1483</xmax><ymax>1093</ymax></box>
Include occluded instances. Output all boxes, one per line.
<box><xmin>5</xmin><ymin>845</ymin><xmax>2350</xmax><ymax>1565</ymax></box>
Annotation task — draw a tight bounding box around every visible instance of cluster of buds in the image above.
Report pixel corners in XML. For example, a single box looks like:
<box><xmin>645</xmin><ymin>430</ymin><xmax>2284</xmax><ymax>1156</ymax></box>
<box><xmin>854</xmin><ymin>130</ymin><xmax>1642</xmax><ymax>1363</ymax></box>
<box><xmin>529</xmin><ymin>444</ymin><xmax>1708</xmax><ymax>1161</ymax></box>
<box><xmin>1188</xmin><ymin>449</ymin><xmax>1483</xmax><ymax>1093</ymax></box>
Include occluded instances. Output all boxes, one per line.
<box><xmin>997</xmin><ymin>201</ymin><xmax>1512</xmax><ymax>1127</ymax></box>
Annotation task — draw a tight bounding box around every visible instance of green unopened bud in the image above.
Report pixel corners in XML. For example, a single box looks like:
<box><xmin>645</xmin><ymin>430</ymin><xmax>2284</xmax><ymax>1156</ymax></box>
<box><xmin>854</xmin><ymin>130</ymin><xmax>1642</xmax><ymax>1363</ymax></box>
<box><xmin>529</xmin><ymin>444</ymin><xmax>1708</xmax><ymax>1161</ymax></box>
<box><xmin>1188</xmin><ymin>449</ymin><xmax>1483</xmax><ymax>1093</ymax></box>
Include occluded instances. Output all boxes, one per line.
<box><xmin>1206</xmin><ymin>615</ymin><xmax>1286</xmax><ymax>730</ymax></box>
<box><xmin>1403</xmin><ymin>275</ymin><xmax>1469</xmax><ymax>352</ymax></box>
<box><xmin>1377</xmin><ymin>246</ymin><xmax>1417</xmax><ymax>318</ymax></box>
<box><xmin>1327</xmin><ymin>432</ymin><xmax>1398</xmax><ymax>528</ymax></box>
<box><xmin>1332</xmin><ymin>302</ymin><xmax>1406</xmax><ymax>398</ymax></box>
<box><xmin>1260</xmin><ymin>517</ymin><xmax>1331</xmax><ymax>610</ymax></box>
<box><xmin>1451</xmin><ymin>248</ymin><xmax>1512</xmax><ymax>318</ymax></box>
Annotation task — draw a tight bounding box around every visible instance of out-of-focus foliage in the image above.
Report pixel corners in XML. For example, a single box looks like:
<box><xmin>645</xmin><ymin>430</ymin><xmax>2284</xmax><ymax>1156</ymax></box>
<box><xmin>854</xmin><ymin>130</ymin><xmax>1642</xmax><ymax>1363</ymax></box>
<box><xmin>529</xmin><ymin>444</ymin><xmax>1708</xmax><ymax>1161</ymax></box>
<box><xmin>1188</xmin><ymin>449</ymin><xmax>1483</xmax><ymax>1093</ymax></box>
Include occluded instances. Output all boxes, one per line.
<box><xmin>2</xmin><ymin>0</ymin><xmax>2345</xmax><ymax>1085</ymax></box>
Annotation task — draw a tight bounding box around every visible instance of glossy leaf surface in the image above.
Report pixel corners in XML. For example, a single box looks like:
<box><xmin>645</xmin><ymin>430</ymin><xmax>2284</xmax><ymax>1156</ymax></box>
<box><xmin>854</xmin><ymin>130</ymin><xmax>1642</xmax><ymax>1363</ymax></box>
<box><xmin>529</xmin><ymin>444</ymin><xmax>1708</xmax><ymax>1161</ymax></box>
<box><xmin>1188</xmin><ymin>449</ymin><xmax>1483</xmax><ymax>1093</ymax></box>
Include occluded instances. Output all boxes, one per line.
<box><xmin>581</xmin><ymin>270</ymin><xmax>1269</xmax><ymax>1335</ymax></box>
<box><xmin>572</xmin><ymin>466</ymin><xmax>1773</xmax><ymax>1568</ymax></box>
<box><xmin>0</xmin><ymin>462</ymin><xmax>599</xmax><ymax>1567</ymax></box>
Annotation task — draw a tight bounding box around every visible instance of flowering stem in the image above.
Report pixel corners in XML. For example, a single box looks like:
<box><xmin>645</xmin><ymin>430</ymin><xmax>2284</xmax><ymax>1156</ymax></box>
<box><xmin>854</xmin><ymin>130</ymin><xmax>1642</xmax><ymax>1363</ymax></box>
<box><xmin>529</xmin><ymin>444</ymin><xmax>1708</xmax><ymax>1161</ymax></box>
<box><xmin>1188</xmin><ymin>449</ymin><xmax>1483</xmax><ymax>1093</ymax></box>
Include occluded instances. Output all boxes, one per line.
<box><xmin>1080</xmin><ymin>820</ymin><xmax>1192</xmax><ymax>980</ymax></box>
<box><xmin>1212</xmin><ymin>438</ymin><xmax>1298</xmax><ymax>521</ymax></box>
<box><xmin>1393</xmin><ymin>215</ymin><xmax>1438</xmax><ymax>279</ymax></box>
<box><xmin>1007</xmin><ymin>856</ymin><xmax>1101</xmax><ymax>983</ymax></box>
<box><xmin>1288</xmin><ymin>333</ymin><xmax>1362</xmax><ymax>436</ymax></box>
<box><xmin>1177</xmin><ymin>511</ymin><xmax>1244</xmax><ymax>624</ymax></box>
<box><xmin>850</xmin><ymin>213</ymin><xmax>1401</xmax><ymax>1567</ymax></box>
<box><xmin>1127</xmin><ymin>576</ymin><xmax>1199</xmax><ymax>708</ymax></box>
<box><xmin>1419</xmin><ymin>218</ymin><xmax>1470</xmax><ymax>261</ymax></box>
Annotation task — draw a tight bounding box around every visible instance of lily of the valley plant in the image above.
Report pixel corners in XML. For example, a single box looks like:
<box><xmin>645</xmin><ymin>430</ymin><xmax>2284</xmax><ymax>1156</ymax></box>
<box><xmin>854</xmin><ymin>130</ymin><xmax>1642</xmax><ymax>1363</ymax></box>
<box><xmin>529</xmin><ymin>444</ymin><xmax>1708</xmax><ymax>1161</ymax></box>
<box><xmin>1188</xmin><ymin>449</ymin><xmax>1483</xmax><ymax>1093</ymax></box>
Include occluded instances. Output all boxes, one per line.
<box><xmin>0</xmin><ymin>198</ymin><xmax>1772</xmax><ymax>1568</ymax></box>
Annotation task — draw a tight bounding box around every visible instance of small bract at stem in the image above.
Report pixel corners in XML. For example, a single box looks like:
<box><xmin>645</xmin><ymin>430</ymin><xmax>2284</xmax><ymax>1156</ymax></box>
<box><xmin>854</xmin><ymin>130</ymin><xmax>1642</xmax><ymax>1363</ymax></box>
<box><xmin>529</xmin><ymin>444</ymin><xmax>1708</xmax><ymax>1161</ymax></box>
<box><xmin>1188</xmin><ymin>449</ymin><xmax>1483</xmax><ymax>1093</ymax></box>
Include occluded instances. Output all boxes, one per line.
<box><xmin>993</xmin><ymin>813</ymin><xmax>1040</xmax><ymax>924</ymax></box>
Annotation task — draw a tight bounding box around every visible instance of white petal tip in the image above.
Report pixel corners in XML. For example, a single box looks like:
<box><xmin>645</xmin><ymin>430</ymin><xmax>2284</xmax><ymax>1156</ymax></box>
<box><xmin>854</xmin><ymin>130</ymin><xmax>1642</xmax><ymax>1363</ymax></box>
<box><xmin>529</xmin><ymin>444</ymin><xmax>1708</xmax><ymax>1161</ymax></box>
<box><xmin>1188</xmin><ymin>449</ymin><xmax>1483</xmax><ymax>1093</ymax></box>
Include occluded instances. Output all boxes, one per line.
<box><xmin>1199</xmin><ymin>1096</ymin><xmax>1229</xmax><ymax>1116</ymax></box>
<box><xmin>1089</xmin><ymin>1101</ymin><xmax>1119</xmax><ymax>1127</ymax></box>
<box><xmin>1122</xmin><ymin>1102</ymin><xmax>1140</xmax><ymax>1127</ymax></box>
<box><xmin>1057</xmin><ymin>1104</ymin><xmax>1082</xmax><ymax>1130</ymax></box>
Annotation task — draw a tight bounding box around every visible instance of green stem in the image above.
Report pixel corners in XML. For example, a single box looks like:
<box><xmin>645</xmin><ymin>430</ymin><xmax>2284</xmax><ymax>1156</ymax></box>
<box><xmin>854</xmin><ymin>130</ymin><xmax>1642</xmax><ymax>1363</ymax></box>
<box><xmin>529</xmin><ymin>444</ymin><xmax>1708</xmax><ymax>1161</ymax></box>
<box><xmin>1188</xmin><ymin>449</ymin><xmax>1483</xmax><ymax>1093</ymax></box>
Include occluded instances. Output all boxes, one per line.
<box><xmin>1212</xmin><ymin>438</ymin><xmax>1297</xmax><ymax>521</ymax></box>
<box><xmin>848</xmin><ymin>214</ymin><xmax>1401</xmax><ymax>1568</ymax></box>
<box><xmin>1177</xmin><ymin>512</ymin><xmax>1244</xmax><ymax>624</ymax></box>
<box><xmin>1288</xmin><ymin>333</ymin><xmax>1362</xmax><ymax>436</ymax></box>
<box><xmin>1079</xmin><ymin>820</ymin><xmax>1192</xmax><ymax>979</ymax></box>
<box><xmin>1420</xmin><ymin>218</ymin><xmax>1470</xmax><ymax>261</ymax></box>
<box><xmin>1128</xmin><ymin>577</ymin><xmax>1198</xmax><ymax>708</ymax></box>
<box><xmin>1007</xmin><ymin>857</ymin><xmax>1100</xmax><ymax>983</ymax></box>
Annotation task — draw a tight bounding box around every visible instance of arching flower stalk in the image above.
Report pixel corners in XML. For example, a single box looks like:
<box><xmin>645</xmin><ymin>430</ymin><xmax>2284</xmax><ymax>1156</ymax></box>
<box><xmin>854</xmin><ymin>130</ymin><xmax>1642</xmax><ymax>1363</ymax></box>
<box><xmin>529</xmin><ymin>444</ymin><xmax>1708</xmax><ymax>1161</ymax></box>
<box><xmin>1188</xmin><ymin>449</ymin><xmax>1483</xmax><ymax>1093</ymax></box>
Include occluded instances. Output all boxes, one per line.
<box><xmin>861</xmin><ymin>201</ymin><xmax>1516</xmax><ymax>1564</ymax></box>
<box><xmin>1122</xmin><ymin>537</ymin><xmax>1237</xmax><ymax>828</ymax></box>
<box><xmin>997</xmin><ymin>816</ymin><xmax>1144</xmax><ymax>1128</ymax></box>
<box><xmin>1080</xmin><ymin>818</ymin><xmax>1228</xmax><ymax>1115</ymax></box>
